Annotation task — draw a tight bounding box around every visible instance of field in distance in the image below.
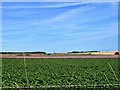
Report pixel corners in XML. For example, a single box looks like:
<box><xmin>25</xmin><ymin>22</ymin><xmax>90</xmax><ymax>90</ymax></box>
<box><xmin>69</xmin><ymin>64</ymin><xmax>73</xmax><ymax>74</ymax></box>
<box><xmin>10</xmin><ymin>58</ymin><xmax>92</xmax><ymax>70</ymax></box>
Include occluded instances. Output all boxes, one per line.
<box><xmin>1</xmin><ymin>50</ymin><xmax>120</xmax><ymax>58</ymax></box>
<box><xmin>2</xmin><ymin>58</ymin><xmax>120</xmax><ymax>88</ymax></box>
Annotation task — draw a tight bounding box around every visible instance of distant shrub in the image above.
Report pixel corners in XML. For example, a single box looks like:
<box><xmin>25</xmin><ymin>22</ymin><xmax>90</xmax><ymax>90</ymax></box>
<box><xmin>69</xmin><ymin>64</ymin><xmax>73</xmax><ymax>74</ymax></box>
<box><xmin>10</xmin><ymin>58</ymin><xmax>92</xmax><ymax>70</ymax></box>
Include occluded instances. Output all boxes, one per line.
<box><xmin>115</xmin><ymin>52</ymin><xmax>119</xmax><ymax>55</ymax></box>
<box><xmin>16</xmin><ymin>54</ymin><xmax>23</xmax><ymax>56</ymax></box>
<box><xmin>26</xmin><ymin>53</ymin><xmax>31</xmax><ymax>56</ymax></box>
<box><xmin>88</xmin><ymin>53</ymin><xmax>91</xmax><ymax>55</ymax></box>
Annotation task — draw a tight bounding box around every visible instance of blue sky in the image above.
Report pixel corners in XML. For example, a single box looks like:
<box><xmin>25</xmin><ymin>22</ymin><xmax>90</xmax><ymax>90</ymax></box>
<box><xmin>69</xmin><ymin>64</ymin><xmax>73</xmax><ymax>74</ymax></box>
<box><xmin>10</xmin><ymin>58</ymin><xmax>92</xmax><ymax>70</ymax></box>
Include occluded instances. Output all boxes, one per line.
<box><xmin>2</xmin><ymin>2</ymin><xmax>118</xmax><ymax>52</ymax></box>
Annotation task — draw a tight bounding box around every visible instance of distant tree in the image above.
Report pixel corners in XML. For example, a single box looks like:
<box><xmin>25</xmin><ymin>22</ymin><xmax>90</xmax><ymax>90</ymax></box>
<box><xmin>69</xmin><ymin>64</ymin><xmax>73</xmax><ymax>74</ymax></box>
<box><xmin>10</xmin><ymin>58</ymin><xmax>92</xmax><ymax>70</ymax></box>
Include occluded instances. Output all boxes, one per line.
<box><xmin>87</xmin><ymin>51</ymin><xmax>100</xmax><ymax>52</ymax></box>
<box><xmin>32</xmin><ymin>51</ymin><xmax>46</xmax><ymax>54</ymax></box>
<box><xmin>71</xmin><ymin>51</ymin><xmax>80</xmax><ymax>53</ymax></box>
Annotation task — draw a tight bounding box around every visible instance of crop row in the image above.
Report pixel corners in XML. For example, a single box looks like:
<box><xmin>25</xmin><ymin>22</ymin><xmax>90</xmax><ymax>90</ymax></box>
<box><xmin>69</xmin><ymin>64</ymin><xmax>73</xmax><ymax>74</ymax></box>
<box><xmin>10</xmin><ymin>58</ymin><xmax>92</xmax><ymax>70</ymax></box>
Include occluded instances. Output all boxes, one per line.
<box><xmin>2</xmin><ymin>58</ymin><xmax>120</xmax><ymax>88</ymax></box>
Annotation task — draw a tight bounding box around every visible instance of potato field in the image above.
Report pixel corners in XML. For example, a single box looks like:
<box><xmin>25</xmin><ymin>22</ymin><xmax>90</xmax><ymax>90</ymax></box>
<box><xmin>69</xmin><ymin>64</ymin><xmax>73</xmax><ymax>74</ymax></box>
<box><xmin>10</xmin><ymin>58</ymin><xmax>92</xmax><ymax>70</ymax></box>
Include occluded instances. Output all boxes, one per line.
<box><xmin>2</xmin><ymin>58</ymin><xmax>120</xmax><ymax>89</ymax></box>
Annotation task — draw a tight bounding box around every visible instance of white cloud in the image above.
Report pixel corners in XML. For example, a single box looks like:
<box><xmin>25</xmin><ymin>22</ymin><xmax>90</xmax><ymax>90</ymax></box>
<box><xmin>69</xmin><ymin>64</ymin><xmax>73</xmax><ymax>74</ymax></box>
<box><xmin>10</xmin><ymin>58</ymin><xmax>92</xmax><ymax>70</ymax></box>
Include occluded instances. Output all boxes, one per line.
<box><xmin>2</xmin><ymin>0</ymin><xmax>119</xmax><ymax>2</ymax></box>
<box><xmin>2</xmin><ymin>2</ymin><xmax>89</xmax><ymax>9</ymax></box>
<box><xmin>62</xmin><ymin>29</ymin><xmax>117</xmax><ymax>41</ymax></box>
<box><xmin>31</xmin><ymin>2</ymin><xmax>117</xmax><ymax>31</ymax></box>
<box><xmin>31</xmin><ymin>4</ymin><xmax>97</xmax><ymax>26</ymax></box>
<box><xmin>3</xmin><ymin>2</ymin><xmax>118</xmax><ymax>46</ymax></box>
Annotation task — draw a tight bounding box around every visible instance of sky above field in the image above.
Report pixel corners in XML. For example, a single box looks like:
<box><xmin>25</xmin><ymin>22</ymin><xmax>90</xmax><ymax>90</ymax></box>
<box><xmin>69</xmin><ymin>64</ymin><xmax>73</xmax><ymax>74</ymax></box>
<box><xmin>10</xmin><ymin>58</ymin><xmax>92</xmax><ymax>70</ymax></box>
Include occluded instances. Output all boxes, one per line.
<box><xmin>2</xmin><ymin>2</ymin><xmax>118</xmax><ymax>52</ymax></box>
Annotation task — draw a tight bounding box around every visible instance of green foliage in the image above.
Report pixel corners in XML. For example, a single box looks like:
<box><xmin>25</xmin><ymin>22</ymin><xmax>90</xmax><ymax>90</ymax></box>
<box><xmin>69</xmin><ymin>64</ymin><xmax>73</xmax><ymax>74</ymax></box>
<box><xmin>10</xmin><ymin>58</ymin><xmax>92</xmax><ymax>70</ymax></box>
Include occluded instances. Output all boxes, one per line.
<box><xmin>2</xmin><ymin>58</ymin><xmax>120</xmax><ymax>88</ymax></box>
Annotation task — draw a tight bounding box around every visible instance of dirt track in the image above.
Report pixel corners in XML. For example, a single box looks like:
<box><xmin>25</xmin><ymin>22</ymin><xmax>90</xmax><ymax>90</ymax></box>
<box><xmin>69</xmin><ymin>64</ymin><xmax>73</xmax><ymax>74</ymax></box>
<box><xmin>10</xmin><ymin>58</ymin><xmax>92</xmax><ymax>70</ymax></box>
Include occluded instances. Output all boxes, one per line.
<box><xmin>1</xmin><ymin>55</ymin><xmax>119</xmax><ymax>58</ymax></box>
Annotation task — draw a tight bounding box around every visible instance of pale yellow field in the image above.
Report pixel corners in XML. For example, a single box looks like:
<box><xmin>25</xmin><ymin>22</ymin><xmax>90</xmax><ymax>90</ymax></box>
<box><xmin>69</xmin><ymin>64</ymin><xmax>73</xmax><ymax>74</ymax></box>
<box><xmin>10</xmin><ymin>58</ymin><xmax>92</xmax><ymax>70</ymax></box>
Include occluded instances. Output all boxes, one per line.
<box><xmin>80</xmin><ymin>50</ymin><xmax>119</xmax><ymax>55</ymax></box>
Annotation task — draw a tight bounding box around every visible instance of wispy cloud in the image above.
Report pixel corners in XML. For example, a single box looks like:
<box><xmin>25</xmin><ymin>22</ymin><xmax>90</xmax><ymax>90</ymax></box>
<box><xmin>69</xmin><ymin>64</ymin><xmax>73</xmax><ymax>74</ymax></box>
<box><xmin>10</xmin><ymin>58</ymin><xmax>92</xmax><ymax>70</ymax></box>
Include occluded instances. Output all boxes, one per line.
<box><xmin>4</xmin><ymin>2</ymin><xmax>117</xmax><ymax>39</ymax></box>
<box><xmin>31</xmin><ymin>4</ymin><xmax>97</xmax><ymax>26</ymax></box>
<box><xmin>2</xmin><ymin>2</ymin><xmax>89</xmax><ymax>9</ymax></box>
<box><xmin>2</xmin><ymin>2</ymin><xmax>118</xmax><ymax>52</ymax></box>
<box><xmin>2</xmin><ymin>0</ymin><xmax>119</xmax><ymax>2</ymax></box>
<box><xmin>31</xmin><ymin>2</ymin><xmax>117</xmax><ymax>32</ymax></box>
